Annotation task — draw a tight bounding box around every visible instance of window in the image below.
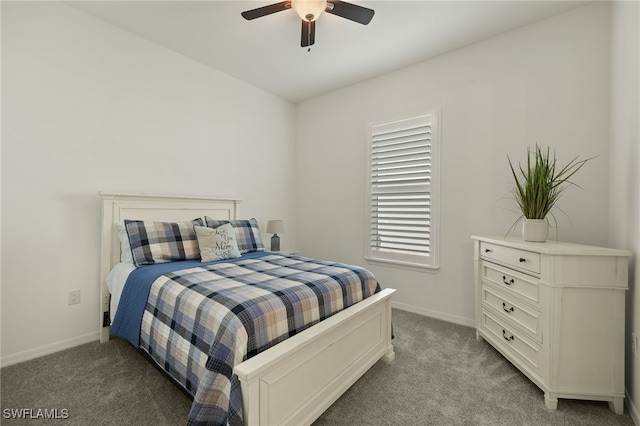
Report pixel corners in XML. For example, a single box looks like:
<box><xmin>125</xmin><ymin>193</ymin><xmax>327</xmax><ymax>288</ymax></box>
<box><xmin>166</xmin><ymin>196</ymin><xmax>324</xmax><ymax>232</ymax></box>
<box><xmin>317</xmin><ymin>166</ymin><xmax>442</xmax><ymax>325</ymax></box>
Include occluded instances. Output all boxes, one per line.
<box><xmin>365</xmin><ymin>112</ymin><xmax>440</xmax><ymax>270</ymax></box>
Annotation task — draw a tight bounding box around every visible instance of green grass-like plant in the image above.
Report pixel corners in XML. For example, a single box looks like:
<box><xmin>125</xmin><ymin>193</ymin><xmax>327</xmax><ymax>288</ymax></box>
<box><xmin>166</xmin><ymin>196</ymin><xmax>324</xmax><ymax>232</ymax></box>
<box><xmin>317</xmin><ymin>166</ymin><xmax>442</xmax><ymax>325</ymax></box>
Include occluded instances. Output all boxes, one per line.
<box><xmin>508</xmin><ymin>145</ymin><xmax>592</xmax><ymax>220</ymax></box>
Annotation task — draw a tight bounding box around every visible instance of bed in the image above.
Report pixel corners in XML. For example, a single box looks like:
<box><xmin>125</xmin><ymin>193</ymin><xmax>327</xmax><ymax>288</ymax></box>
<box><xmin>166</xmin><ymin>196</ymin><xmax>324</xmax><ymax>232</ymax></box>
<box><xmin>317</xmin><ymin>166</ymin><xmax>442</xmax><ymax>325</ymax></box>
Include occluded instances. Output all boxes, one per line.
<box><xmin>99</xmin><ymin>192</ymin><xmax>396</xmax><ymax>425</ymax></box>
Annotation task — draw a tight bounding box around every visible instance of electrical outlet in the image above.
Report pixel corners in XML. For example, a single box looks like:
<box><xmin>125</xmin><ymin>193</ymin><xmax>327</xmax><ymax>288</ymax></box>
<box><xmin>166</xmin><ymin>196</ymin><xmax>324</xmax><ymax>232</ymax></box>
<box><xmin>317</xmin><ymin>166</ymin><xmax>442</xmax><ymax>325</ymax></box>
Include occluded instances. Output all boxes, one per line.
<box><xmin>68</xmin><ymin>290</ymin><xmax>81</xmax><ymax>305</ymax></box>
<box><xmin>632</xmin><ymin>333</ymin><xmax>638</xmax><ymax>356</ymax></box>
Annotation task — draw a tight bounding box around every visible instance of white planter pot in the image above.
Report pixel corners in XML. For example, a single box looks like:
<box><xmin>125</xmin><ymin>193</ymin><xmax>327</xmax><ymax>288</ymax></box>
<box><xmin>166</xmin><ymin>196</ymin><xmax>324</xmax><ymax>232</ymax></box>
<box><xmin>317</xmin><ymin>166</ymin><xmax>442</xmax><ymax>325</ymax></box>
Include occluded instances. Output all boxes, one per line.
<box><xmin>522</xmin><ymin>219</ymin><xmax>548</xmax><ymax>242</ymax></box>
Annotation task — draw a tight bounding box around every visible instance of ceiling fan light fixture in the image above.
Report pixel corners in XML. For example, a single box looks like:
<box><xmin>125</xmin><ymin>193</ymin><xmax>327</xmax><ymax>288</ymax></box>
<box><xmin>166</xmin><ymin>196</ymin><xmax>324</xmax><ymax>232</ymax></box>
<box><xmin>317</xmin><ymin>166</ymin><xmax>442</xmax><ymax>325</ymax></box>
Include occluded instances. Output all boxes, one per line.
<box><xmin>292</xmin><ymin>0</ymin><xmax>327</xmax><ymax>22</ymax></box>
<box><xmin>241</xmin><ymin>0</ymin><xmax>374</xmax><ymax>49</ymax></box>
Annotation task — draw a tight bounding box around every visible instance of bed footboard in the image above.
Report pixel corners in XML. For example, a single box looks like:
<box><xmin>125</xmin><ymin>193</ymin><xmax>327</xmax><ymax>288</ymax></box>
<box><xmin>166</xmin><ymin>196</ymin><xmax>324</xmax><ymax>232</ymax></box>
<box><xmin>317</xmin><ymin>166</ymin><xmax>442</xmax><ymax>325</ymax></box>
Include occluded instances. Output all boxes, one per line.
<box><xmin>234</xmin><ymin>287</ymin><xmax>396</xmax><ymax>426</ymax></box>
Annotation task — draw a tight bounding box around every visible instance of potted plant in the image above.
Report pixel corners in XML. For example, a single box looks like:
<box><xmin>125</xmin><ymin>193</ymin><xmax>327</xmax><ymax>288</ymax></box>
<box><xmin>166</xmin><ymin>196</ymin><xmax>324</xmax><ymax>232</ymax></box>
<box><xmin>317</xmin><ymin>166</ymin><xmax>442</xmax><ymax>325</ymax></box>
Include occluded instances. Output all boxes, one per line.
<box><xmin>508</xmin><ymin>145</ymin><xmax>592</xmax><ymax>242</ymax></box>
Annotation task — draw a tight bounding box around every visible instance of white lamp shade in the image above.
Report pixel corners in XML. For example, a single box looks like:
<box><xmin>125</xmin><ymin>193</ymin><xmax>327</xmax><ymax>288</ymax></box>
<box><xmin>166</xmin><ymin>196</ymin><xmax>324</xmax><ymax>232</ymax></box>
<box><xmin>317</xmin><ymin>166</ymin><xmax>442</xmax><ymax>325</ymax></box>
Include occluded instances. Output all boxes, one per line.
<box><xmin>267</xmin><ymin>220</ymin><xmax>284</xmax><ymax>234</ymax></box>
<box><xmin>292</xmin><ymin>0</ymin><xmax>327</xmax><ymax>22</ymax></box>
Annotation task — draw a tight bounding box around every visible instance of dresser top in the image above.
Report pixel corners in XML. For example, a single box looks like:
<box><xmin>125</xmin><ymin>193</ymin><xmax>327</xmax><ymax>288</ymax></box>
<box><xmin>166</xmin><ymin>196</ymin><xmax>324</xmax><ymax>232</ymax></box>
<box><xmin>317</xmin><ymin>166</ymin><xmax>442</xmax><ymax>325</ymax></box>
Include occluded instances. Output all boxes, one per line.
<box><xmin>471</xmin><ymin>235</ymin><xmax>632</xmax><ymax>257</ymax></box>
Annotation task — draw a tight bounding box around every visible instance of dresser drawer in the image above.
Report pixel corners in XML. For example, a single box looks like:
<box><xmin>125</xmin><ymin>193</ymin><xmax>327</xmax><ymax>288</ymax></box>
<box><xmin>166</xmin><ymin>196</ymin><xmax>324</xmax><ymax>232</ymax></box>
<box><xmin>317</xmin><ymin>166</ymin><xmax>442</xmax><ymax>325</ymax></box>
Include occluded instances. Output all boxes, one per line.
<box><xmin>480</xmin><ymin>242</ymin><xmax>540</xmax><ymax>275</ymax></box>
<box><xmin>481</xmin><ymin>261</ymin><xmax>540</xmax><ymax>306</ymax></box>
<box><xmin>482</xmin><ymin>286</ymin><xmax>541</xmax><ymax>342</ymax></box>
<box><xmin>481</xmin><ymin>310</ymin><xmax>542</xmax><ymax>376</ymax></box>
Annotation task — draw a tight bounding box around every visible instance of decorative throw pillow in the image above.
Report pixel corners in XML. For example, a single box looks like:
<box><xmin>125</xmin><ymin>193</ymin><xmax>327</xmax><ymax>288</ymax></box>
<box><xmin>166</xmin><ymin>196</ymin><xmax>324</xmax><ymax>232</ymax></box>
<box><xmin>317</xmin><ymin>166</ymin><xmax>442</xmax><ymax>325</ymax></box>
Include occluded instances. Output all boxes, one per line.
<box><xmin>204</xmin><ymin>217</ymin><xmax>265</xmax><ymax>254</ymax></box>
<box><xmin>194</xmin><ymin>224</ymin><xmax>241</xmax><ymax>262</ymax></box>
<box><xmin>124</xmin><ymin>218</ymin><xmax>204</xmax><ymax>266</ymax></box>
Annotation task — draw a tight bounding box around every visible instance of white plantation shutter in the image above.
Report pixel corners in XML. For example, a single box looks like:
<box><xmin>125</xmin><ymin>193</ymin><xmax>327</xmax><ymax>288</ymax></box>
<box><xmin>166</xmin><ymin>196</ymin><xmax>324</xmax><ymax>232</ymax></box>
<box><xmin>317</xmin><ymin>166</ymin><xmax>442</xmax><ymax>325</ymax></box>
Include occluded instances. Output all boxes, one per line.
<box><xmin>367</xmin><ymin>113</ymin><xmax>439</xmax><ymax>269</ymax></box>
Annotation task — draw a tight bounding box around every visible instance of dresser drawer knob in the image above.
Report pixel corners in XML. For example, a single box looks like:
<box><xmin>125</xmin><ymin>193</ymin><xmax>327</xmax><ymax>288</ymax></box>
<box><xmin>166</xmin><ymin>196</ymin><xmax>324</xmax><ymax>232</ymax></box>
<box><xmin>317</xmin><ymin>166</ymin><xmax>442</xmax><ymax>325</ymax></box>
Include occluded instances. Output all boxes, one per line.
<box><xmin>502</xmin><ymin>302</ymin><xmax>514</xmax><ymax>313</ymax></box>
<box><xmin>484</xmin><ymin>249</ymin><xmax>492</xmax><ymax>253</ymax></box>
<box><xmin>519</xmin><ymin>257</ymin><xmax>526</xmax><ymax>262</ymax></box>
<box><xmin>502</xmin><ymin>276</ymin><xmax>514</xmax><ymax>286</ymax></box>
<box><xmin>502</xmin><ymin>329</ymin><xmax>515</xmax><ymax>341</ymax></box>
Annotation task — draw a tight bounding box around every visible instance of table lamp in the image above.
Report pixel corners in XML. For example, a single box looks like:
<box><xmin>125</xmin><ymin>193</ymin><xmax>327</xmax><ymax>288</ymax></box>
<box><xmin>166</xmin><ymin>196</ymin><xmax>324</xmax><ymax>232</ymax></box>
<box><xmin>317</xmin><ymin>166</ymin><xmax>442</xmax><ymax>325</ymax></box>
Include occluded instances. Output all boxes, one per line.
<box><xmin>266</xmin><ymin>220</ymin><xmax>284</xmax><ymax>252</ymax></box>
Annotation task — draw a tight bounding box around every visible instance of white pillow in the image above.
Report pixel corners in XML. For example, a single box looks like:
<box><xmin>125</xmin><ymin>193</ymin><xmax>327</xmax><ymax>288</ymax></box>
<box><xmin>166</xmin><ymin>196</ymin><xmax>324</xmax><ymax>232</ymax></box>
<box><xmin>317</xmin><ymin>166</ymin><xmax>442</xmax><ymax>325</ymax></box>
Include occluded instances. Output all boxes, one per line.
<box><xmin>117</xmin><ymin>222</ymin><xmax>134</xmax><ymax>264</ymax></box>
<box><xmin>195</xmin><ymin>224</ymin><xmax>241</xmax><ymax>262</ymax></box>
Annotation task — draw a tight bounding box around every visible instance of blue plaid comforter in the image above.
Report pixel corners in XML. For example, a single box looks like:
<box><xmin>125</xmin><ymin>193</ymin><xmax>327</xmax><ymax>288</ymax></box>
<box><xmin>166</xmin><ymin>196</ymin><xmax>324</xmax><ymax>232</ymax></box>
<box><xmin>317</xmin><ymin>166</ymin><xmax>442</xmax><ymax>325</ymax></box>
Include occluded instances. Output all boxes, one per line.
<box><xmin>112</xmin><ymin>253</ymin><xmax>380</xmax><ymax>425</ymax></box>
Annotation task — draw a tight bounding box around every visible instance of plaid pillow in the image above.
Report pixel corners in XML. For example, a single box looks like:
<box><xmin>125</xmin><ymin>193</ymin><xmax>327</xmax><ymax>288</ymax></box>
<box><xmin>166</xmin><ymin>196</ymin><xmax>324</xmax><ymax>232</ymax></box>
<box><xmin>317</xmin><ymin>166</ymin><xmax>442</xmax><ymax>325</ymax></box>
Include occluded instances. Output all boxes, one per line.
<box><xmin>125</xmin><ymin>218</ymin><xmax>204</xmax><ymax>266</ymax></box>
<box><xmin>204</xmin><ymin>217</ymin><xmax>265</xmax><ymax>254</ymax></box>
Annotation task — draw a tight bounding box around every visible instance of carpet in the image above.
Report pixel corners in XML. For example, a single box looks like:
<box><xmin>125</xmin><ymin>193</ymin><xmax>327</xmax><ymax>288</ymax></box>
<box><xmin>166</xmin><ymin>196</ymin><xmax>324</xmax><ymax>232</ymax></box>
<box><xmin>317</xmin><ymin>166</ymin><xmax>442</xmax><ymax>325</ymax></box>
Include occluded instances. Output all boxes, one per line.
<box><xmin>1</xmin><ymin>309</ymin><xmax>634</xmax><ymax>425</ymax></box>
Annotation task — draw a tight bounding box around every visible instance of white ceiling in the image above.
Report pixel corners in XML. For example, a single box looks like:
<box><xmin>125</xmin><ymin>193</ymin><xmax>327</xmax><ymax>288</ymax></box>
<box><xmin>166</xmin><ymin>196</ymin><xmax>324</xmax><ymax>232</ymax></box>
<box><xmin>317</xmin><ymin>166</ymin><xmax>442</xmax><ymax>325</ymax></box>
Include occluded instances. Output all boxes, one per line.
<box><xmin>67</xmin><ymin>1</ymin><xmax>590</xmax><ymax>103</ymax></box>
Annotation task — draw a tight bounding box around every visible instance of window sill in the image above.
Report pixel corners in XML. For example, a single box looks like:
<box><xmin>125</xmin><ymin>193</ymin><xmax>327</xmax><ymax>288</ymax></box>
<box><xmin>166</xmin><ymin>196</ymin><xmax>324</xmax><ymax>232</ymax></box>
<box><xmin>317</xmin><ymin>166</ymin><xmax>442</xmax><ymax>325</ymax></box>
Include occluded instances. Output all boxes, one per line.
<box><xmin>364</xmin><ymin>256</ymin><xmax>439</xmax><ymax>273</ymax></box>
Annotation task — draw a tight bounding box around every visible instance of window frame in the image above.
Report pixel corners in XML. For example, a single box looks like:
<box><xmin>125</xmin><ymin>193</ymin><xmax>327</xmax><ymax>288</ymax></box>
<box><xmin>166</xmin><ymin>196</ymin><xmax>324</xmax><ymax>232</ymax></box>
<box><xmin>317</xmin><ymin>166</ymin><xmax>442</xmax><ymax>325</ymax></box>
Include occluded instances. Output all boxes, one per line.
<box><xmin>364</xmin><ymin>110</ymin><xmax>441</xmax><ymax>271</ymax></box>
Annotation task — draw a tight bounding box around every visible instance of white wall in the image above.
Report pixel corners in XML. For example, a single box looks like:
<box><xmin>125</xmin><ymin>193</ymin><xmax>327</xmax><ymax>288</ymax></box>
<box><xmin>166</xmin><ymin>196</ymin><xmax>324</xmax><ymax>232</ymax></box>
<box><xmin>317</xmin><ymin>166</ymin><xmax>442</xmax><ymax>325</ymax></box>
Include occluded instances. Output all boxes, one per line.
<box><xmin>609</xmin><ymin>1</ymin><xmax>640</xmax><ymax>421</ymax></box>
<box><xmin>295</xmin><ymin>2</ymin><xmax>612</xmax><ymax>325</ymax></box>
<box><xmin>1</xmin><ymin>2</ymin><xmax>296</xmax><ymax>365</ymax></box>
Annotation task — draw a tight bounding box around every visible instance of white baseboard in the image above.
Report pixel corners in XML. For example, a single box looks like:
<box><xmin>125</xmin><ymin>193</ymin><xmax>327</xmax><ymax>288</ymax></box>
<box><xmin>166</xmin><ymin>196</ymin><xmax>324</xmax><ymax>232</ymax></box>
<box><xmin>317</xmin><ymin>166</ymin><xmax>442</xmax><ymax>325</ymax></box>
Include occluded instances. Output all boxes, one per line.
<box><xmin>1</xmin><ymin>331</ymin><xmax>99</xmax><ymax>368</ymax></box>
<box><xmin>626</xmin><ymin>388</ymin><xmax>639</xmax><ymax>425</ymax></box>
<box><xmin>391</xmin><ymin>301</ymin><xmax>476</xmax><ymax>328</ymax></box>
<box><xmin>0</xmin><ymin>306</ymin><xmax>473</xmax><ymax>368</ymax></box>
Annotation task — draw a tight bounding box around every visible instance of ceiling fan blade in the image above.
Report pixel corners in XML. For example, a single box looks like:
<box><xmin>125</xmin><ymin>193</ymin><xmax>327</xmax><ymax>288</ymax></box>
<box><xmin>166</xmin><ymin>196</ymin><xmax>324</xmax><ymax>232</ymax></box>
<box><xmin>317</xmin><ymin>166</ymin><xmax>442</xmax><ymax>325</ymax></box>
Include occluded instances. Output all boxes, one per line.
<box><xmin>241</xmin><ymin>1</ymin><xmax>291</xmax><ymax>20</ymax></box>
<box><xmin>301</xmin><ymin>20</ymin><xmax>316</xmax><ymax>47</ymax></box>
<box><xmin>326</xmin><ymin>1</ymin><xmax>374</xmax><ymax>25</ymax></box>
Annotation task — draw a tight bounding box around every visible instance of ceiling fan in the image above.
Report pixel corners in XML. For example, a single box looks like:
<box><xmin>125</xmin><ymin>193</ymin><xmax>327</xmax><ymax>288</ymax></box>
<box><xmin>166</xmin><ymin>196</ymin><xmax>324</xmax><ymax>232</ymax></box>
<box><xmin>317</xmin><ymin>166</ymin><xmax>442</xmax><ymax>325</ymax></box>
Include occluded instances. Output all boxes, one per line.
<box><xmin>241</xmin><ymin>0</ymin><xmax>374</xmax><ymax>49</ymax></box>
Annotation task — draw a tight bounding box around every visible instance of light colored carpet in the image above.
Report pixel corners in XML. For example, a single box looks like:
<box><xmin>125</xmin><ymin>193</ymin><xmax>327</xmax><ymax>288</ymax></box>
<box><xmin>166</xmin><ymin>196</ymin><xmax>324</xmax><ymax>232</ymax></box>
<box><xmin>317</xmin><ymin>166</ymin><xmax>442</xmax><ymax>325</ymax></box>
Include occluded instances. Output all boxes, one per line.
<box><xmin>1</xmin><ymin>309</ymin><xmax>634</xmax><ymax>425</ymax></box>
<box><xmin>315</xmin><ymin>309</ymin><xmax>634</xmax><ymax>425</ymax></box>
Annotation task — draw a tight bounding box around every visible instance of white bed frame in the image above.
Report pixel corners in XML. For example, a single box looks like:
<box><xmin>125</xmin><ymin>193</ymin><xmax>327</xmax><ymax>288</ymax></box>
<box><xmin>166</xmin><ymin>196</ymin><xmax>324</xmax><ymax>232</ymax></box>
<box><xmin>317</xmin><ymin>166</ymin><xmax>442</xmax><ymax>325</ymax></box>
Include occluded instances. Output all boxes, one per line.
<box><xmin>99</xmin><ymin>192</ymin><xmax>396</xmax><ymax>426</ymax></box>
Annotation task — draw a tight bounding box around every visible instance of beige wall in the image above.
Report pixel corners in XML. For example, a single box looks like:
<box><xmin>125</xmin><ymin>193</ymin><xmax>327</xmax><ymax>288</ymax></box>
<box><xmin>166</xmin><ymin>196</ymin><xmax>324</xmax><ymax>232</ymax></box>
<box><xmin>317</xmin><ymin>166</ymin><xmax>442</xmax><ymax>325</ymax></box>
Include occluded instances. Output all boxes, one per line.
<box><xmin>609</xmin><ymin>1</ymin><xmax>640</xmax><ymax>421</ymax></box>
<box><xmin>295</xmin><ymin>2</ymin><xmax>613</xmax><ymax>325</ymax></box>
<box><xmin>1</xmin><ymin>2</ymin><xmax>296</xmax><ymax>365</ymax></box>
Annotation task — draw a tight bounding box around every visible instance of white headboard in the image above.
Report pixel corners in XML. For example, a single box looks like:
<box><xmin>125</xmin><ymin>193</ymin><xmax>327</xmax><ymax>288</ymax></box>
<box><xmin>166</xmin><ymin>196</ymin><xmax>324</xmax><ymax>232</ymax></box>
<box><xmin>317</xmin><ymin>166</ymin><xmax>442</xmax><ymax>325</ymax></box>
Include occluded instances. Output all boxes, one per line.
<box><xmin>99</xmin><ymin>192</ymin><xmax>241</xmax><ymax>342</ymax></box>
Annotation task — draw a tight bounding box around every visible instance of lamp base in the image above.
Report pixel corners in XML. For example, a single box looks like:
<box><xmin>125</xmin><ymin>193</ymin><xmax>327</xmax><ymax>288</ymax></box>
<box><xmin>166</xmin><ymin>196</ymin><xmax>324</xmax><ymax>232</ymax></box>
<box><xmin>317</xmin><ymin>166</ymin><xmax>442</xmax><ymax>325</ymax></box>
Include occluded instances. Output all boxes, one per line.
<box><xmin>271</xmin><ymin>234</ymin><xmax>280</xmax><ymax>252</ymax></box>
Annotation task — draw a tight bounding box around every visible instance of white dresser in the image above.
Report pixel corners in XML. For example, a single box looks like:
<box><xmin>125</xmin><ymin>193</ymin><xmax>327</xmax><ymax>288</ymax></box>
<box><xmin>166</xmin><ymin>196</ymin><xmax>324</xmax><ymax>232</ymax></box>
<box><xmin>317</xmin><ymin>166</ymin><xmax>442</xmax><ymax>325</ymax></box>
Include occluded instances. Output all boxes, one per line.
<box><xmin>472</xmin><ymin>235</ymin><xmax>631</xmax><ymax>413</ymax></box>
